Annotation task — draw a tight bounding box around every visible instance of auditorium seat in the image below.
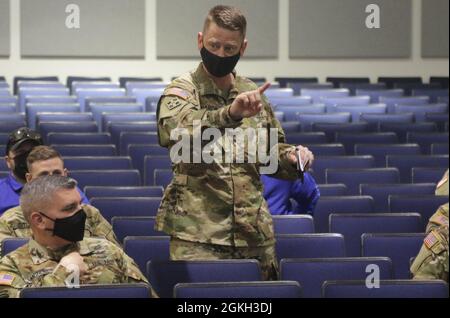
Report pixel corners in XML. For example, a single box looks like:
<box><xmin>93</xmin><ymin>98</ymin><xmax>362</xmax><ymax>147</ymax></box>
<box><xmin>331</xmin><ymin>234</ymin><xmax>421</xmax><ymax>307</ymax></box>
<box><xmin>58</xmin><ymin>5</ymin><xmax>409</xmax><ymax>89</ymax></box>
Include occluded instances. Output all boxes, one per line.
<box><xmin>1</xmin><ymin>238</ymin><xmax>29</xmax><ymax>257</ymax></box>
<box><xmin>386</xmin><ymin>155</ymin><xmax>449</xmax><ymax>182</ymax></box>
<box><xmin>355</xmin><ymin>89</ymin><xmax>404</xmax><ymax>103</ymax></box>
<box><xmin>123</xmin><ymin>236</ymin><xmax>170</xmax><ymax>273</ymax></box>
<box><xmin>275</xmin><ymin>234</ymin><xmax>345</xmax><ymax>261</ymax></box>
<box><xmin>312</xmin><ymin>123</ymin><xmax>370</xmax><ymax>142</ymax></box>
<box><xmin>38</xmin><ymin>121</ymin><xmax>99</xmax><ymax>142</ymax></box>
<box><xmin>111</xmin><ymin>216</ymin><xmax>164</xmax><ymax>243</ymax></box>
<box><xmin>316</xmin><ymin>184</ymin><xmax>348</xmax><ymax>196</ymax></box>
<box><xmin>154</xmin><ymin>169</ymin><xmax>173</xmax><ymax>188</ymax></box>
<box><xmin>378</xmin><ymin>123</ymin><xmax>437</xmax><ymax>143</ymax></box>
<box><xmin>355</xmin><ymin>144</ymin><xmax>422</xmax><ymax>167</ymax></box>
<box><xmin>362</xmin><ymin>233</ymin><xmax>425</xmax><ymax>279</ymax></box>
<box><xmin>325</xmin><ymin>168</ymin><xmax>400</xmax><ymax>195</ymax></box>
<box><xmin>323</xmin><ymin>280</ymin><xmax>448</xmax><ymax>298</ymax></box>
<box><xmin>89</xmin><ymin>197</ymin><xmax>161</xmax><ymax>222</ymax></box>
<box><xmin>314</xmin><ymin>196</ymin><xmax>374</xmax><ymax>233</ymax></box>
<box><xmin>360</xmin><ymin>183</ymin><xmax>436</xmax><ymax>212</ymax></box>
<box><xmin>19</xmin><ymin>87</ymin><xmax>70</xmax><ymax>112</ymax></box>
<box><xmin>335</xmin><ymin>132</ymin><xmax>399</xmax><ymax>155</ymax></box>
<box><xmin>389</xmin><ymin>195</ymin><xmax>449</xmax><ymax>225</ymax></box>
<box><xmin>144</xmin><ymin>156</ymin><xmax>172</xmax><ymax>186</ymax></box>
<box><xmin>312</xmin><ymin>156</ymin><xmax>375</xmax><ymax>184</ymax></box>
<box><xmin>280</xmin><ymin>257</ymin><xmax>392</xmax><ymax>298</ymax></box>
<box><xmin>47</xmin><ymin>132</ymin><xmax>112</xmax><ymax>145</ymax></box>
<box><xmin>379</xmin><ymin>96</ymin><xmax>430</xmax><ymax>113</ymax></box>
<box><xmin>69</xmin><ymin>170</ymin><xmax>141</xmax><ymax>188</ymax></box>
<box><xmin>27</xmin><ymin>103</ymin><xmax>81</xmax><ymax>129</ymax></box>
<box><xmin>174</xmin><ymin>281</ymin><xmax>302</xmax><ymax>299</ymax></box>
<box><xmin>63</xmin><ymin>156</ymin><xmax>131</xmax><ymax>170</ymax></box>
<box><xmin>394</xmin><ymin>103</ymin><xmax>448</xmax><ymax>122</ymax></box>
<box><xmin>412</xmin><ymin>167</ymin><xmax>448</xmax><ymax>183</ymax></box>
<box><xmin>147</xmin><ymin>260</ymin><xmax>262</xmax><ymax>298</ymax></box>
<box><xmin>329</xmin><ymin>213</ymin><xmax>423</xmax><ymax>256</ymax></box>
<box><xmin>407</xmin><ymin>132</ymin><xmax>450</xmax><ymax>154</ymax></box>
<box><xmin>75</xmin><ymin>88</ymin><xmax>126</xmax><ymax>111</ymax></box>
<box><xmin>84</xmin><ymin>186</ymin><xmax>163</xmax><ymax>199</ymax></box>
<box><xmin>272</xmin><ymin>215</ymin><xmax>315</xmax><ymax>234</ymax></box>
<box><xmin>298</xmin><ymin>113</ymin><xmax>351</xmax><ymax>132</ymax></box>
<box><xmin>300</xmin><ymin>89</ymin><xmax>350</xmax><ymax>103</ymax></box>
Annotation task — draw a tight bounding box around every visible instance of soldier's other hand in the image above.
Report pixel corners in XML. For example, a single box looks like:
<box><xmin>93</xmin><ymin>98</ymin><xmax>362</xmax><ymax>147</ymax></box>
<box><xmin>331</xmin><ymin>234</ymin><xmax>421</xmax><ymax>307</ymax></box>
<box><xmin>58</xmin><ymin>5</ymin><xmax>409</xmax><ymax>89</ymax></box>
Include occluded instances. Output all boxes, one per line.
<box><xmin>60</xmin><ymin>252</ymin><xmax>88</xmax><ymax>274</ymax></box>
<box><xmin>229</xmin><ymin>82</ymin><xmax>271</xmax><ymax>120</ymax></box>
<box><xmin>288</xmin><ymin>145</ymin><xmax>314</xmax><ymax>171</ymax></box>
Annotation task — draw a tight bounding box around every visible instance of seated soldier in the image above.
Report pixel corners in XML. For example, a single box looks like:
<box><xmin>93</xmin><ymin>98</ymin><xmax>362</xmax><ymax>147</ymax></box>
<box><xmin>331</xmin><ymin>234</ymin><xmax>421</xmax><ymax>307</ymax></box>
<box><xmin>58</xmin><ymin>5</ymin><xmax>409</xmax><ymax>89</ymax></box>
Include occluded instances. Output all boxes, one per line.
<box><xmin>0</xmin><ymin>175</ymin><xmax>157</xmax><ymax>298</ymax></box>
<box><xmin>0</xmin><ymin>146</ymin><xmax>119</xmax><ymax>249</ymax></box>
<box><xmin>411</xmin><ymin>203</ymin><xmax>449</xmax><ymax>282</ymax></box>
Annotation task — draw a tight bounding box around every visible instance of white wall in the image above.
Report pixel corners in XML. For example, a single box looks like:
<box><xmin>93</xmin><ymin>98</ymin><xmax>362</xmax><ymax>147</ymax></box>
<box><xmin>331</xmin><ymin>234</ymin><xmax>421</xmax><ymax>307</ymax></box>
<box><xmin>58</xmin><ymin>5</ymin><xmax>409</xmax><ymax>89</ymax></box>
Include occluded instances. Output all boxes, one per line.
<box><xmin>0</xmin><ymin>0</ymin><xmax>448</xmax><ymax>86</ymax></box>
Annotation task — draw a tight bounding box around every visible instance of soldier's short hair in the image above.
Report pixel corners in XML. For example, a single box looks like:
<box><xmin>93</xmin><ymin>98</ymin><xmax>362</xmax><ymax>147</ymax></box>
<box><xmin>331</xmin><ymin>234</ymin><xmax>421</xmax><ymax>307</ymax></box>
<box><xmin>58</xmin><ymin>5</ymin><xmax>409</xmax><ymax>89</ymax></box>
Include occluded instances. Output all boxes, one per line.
<box><xmin>204</xmin><ymin>5</ymin><xmax>247</xmax><ymax>37</ymax></box>
<box><xmin>26</xmin><ymin>145</ymin><xmax>63</xmax><ymax>171</ymax></box>
<box><xmin>20</xmin><ymin>175</ymin><xmax>78</xmax><ymax>223</ymax></box>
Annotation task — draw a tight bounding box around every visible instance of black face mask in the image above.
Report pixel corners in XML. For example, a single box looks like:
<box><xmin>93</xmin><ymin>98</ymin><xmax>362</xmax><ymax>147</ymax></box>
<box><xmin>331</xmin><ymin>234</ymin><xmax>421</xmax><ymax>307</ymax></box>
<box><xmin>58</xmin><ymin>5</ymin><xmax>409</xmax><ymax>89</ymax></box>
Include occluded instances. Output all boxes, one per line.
<box><xmin>40</xmin><ymin>209</ymin><xmax>87</xmax><ymax>242</ymax></box>
<box><xmin>13</xmin><ymin>152</ymin><xmax>30</xmax><ymax>182</ymax></box>
<box><xmin>200</xmin><ymin>46</ymin><xmax>240</xmax><ymax>78</ymax></box>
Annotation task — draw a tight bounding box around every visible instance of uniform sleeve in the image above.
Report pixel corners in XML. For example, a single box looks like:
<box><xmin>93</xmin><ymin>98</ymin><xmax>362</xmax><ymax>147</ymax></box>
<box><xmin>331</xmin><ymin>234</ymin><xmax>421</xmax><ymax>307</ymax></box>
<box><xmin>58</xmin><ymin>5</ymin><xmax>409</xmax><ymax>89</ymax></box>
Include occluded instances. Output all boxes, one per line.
<box><xmin>85</xmin><ymin>205</ymin><xmax>121</xmax><ymax>247</ymax></box>
<box><xmin>115</xmin><ymin>247</ymin><xmax>158</xmax><ymax>297</ymax></box>
<box><xmin>158</xmin><ymin>82</ymin><xmax>243</xmax><ymax>149</ymax></box>
<box><xmin>260</xmin><ymin>97</ymin><xmax>299</xmax><ymax>180</ymax></box>
<box><xmin>426</xmin><ymin>204</ymin><xmax>449</xmax><ymax>234</ymax></box>
<box><xmin>411</xmin><ymin>229</ymin><xmax>449</xmax><ymax>281</ymax></box>
<box><xmin>0</xmin><ymin>218</ymin><xmax>15</xmax><ymax>255</ymax></box>
<box><xmin>0</xmin><ymin>256</ymin><xmax>26</xmax><ymax>298</ymax></box>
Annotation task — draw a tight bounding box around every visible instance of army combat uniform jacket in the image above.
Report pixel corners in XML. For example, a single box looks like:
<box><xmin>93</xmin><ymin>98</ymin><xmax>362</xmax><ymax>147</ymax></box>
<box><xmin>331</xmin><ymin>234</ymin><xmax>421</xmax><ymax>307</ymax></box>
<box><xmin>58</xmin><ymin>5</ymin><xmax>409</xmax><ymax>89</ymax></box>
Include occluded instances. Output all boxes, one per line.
<box><xmin>0</xmin><ymin>237</ymin><xmax>157</xmax><ymax>298</ymax></box>
<box><xmin>0</xmin><ymin>204</ymin><xmax>120</xmax><ymax>256</ymax></box>
<box><xmin>156</xmin><ymin>63</ymin><xmax>299</xmax><ymax>248</ymax></box>
<box><xmin>411</xmin><ymin>204</ymin><xmax>449</xmax><ymax>282</ymax></box>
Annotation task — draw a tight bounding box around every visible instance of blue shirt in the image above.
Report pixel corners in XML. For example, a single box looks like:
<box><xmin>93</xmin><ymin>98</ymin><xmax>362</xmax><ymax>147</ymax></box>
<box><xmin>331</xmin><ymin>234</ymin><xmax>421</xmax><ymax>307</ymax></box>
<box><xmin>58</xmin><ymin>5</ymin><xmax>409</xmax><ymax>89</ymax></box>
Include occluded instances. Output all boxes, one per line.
<box><xmin>261</xmin><ymin>173</ymin><xmax>320</xmax><ymax>215</ymax></box>
<box><xmin>0</xmin><ymin>173</ymin><xmax>89</xmax><ymax>215</ymax></box>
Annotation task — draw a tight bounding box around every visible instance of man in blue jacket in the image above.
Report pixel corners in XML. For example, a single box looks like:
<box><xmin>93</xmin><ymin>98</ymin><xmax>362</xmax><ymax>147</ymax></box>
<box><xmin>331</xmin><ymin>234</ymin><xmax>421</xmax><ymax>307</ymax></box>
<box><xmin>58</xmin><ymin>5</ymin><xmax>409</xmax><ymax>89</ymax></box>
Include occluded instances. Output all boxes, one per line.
<box><xmin>261</xmin><ymin>173</ymin><xmax>320</xmax><ymax>215</ymax></box>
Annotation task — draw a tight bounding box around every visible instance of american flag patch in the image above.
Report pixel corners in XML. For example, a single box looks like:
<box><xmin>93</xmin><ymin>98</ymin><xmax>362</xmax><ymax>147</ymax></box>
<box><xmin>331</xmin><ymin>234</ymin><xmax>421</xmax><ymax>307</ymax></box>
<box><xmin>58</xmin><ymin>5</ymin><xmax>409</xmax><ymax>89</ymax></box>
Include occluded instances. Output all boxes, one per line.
<box><xmin>0</xmin><ymin>273</ymin><xmax>14</xmax><ymax>286</ymax></box>
<box><xmin>166</xmin><ymin>88</ymin><xmax>190</xmax><ymax>100</ymax></box>
<box><xmin>424</xmin><ymin>232</ymin><xmax>438</xmax><ymax>249</ymax></box>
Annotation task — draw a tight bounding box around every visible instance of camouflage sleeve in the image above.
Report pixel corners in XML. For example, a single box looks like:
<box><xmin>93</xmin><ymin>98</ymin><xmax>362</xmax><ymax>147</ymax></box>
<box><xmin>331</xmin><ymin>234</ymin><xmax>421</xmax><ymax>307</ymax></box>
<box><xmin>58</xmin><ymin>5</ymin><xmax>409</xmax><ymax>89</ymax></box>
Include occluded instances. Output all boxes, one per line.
<box><xmin>0</xmin><ymin>217</ymin><xmax>15</xmax><ymax>244</ymax></box>
<box><xmin>158</xmin><ymin>82</ymin><xmax>242</xmax><ymax>149</ymax></box>
<box><xmin>115</xmin><ymin>247</ymin><xmax>159</xmax><ymax>298</ymax></box>
<box><xmin>411</xmin><ymin>228</ymin><xmax>449</xmax><ymax>281</ymax></box>
<box><xmin>260</xmin><ymin>96</ymin><xmax>298</xmax><ymax>180</ymax></box>
<box><xmin>426</xmin><ymin>204</ymin><xmax>449</xmax><ymax>234</ymax></box>
<box><xmin>84</xmin><ymin>205</ymin><xmax>121</xmax><ymax>247</ymax></box>
<box><xmin>0</xmin><ymin>256</ymin><xmax>26</xmax><ymax>298</ymax></box>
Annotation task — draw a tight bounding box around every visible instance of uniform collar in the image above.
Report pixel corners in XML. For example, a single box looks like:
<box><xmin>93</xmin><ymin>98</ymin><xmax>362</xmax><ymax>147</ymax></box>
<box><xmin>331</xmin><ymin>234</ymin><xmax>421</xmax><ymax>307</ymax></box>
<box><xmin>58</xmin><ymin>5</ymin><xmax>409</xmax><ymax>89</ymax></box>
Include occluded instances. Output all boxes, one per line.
<box><xmin>7</xmin><ymin>173</ymin><xmax>24</xmax><ymax>192</ymax></box>
<box><xmin>28</xmin><ymin>237</ymin><xmax>92</xmax><ymax>265</ymax></box>
<box><xmin>193</xmin><ymin>62</ymin><xmax>240</xmax><ymax>101</ymax></box>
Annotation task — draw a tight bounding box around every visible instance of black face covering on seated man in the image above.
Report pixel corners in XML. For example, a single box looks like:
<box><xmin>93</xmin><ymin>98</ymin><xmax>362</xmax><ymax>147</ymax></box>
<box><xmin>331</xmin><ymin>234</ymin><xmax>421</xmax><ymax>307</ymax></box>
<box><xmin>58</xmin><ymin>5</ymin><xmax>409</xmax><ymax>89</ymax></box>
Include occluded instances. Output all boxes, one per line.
<box><xmin>200</xmin><ymin>46</ymin><xmax>241</xmax><ymax>78</ymax></box>
<box><xmin>40</xmin><ymin>209</ymin><xmax>87</xmax><ymax>243</ymax></box>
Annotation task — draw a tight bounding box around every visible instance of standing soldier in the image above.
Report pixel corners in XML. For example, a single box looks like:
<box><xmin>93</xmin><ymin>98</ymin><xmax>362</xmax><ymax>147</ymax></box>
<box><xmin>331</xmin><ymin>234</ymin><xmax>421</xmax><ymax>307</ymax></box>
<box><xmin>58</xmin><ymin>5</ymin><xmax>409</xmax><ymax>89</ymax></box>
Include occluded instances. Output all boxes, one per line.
<box><xmin>156</xmin><ymin>5</ymin><xmax>314</xmax><ymax>280</ymax></box>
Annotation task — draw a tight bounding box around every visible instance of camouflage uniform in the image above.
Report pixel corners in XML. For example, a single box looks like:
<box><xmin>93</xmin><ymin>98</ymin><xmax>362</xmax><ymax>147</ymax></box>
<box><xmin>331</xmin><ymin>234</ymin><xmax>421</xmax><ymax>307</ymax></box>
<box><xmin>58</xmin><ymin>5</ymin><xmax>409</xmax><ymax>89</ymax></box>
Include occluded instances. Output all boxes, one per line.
<box><xmin>0</xmin><ymin>237</ymin><xmax>157</xmax><ymax>298</ymax></box>
<box><xmin>411</xmin><ymin>204</ymin><xmax>449</xmax><ymax>282</ymax></box>
<box><xmin>156</xmin><ymin>63</ymin><xmax>299</xmax><ymax>280</ymax></box>
<box><xmin>435</xmin><ymin>169</ymin><xmax>449</xmax><ymax>196</ymax></box>
<box><xmin>0</xmin><ymin>204</ymin><xmax>120</xmax><ymax>255</ymax></box>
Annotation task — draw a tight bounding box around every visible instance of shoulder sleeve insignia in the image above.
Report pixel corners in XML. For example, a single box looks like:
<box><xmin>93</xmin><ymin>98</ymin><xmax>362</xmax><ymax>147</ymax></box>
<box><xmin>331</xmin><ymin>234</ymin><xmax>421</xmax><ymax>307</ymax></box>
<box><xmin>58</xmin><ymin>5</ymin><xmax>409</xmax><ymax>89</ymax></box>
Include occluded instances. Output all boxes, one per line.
<box><xmin>0</xmin><ymin>272</ymin><xmax>15</xmax><ymax>286</ymax></box>
<box><xmin>165</xmin><ymin>88</ymin><xmax>191</xmax><ymax>100</ymax></box>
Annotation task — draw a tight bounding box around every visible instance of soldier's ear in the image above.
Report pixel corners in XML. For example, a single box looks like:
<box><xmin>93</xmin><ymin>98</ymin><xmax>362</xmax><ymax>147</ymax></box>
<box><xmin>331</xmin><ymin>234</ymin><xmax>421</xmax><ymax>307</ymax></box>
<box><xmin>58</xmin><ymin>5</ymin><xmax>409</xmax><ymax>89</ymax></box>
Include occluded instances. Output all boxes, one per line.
<box><xmin>30</xmin><ymin>211</ymin><xmax>45</xmax><ymax>228</ymax></box>
<box><xmin>239</xmin><ymin>39</ymin><xmax>248</xmax><ymax>57</ymax></box>
<box><xmin>198</xmin><ymin>32</ymin><xmax>204</xmax><ymax>50</ymax></box>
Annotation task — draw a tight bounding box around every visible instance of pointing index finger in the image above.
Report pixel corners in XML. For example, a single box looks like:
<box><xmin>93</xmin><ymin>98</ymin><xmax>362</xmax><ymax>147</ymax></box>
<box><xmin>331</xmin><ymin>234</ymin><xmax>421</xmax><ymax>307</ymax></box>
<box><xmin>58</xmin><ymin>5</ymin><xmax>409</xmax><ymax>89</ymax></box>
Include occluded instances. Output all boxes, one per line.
<box><xmin>258</xmin><ymin>82</ymin><xmax>271</xmax><ymax>94</ymax></box>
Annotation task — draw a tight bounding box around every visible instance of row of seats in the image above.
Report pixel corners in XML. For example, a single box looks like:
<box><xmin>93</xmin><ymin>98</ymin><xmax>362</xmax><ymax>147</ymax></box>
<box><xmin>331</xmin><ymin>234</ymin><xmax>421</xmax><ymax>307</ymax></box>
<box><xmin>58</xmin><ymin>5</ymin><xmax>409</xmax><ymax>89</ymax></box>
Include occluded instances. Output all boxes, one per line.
<box><xmin>2</xmin><ymin>233</ymin><xmax>443</xmax><ymax>297</ymax></box>
<box><xmin>14</xmin><ymin>278</ymin><xmax>449</xmax><ymax>299</ymax></box>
